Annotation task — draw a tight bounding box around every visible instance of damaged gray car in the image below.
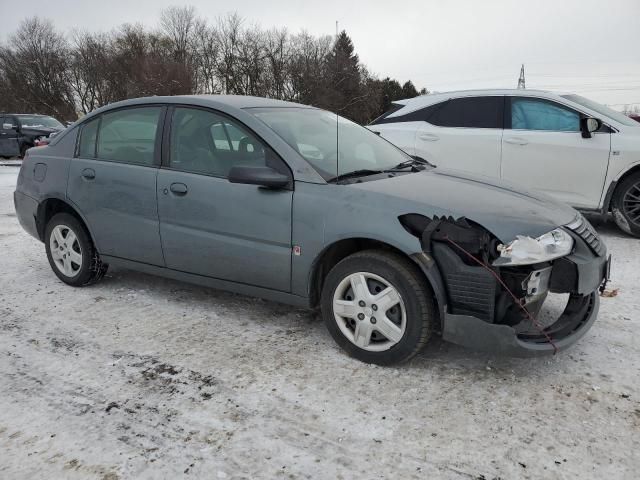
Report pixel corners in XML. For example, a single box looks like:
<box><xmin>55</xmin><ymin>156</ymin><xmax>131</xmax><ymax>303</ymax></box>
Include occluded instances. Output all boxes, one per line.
<box><xmin>14</xmin><ymin>95</ymin><xmax>611</xmax><ymax>365</ymax></box>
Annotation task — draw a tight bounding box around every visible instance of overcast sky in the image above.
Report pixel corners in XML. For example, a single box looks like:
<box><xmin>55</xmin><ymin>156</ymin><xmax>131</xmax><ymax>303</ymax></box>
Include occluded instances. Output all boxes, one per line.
<box><xmin>1</xmin><ymin>0</ymin><xmax>639</xmax><ymax>108</ymax></box>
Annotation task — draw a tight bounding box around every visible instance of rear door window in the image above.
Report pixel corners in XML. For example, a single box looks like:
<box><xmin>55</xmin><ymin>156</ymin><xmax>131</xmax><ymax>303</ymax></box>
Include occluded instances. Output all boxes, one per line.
<box><xmin>510</xmin><ymin>97</ymin><xmax>579</xmax><ymax>131</ymax></box>
<box><xmin>428</xmin><ymin>96</ymin><xmax>503</xmax><ymax>128</ymax></box>
<box><xmin>96</xmin><ymin>107</ymin><xmax>161</xmax><ymax>165</ymax></box>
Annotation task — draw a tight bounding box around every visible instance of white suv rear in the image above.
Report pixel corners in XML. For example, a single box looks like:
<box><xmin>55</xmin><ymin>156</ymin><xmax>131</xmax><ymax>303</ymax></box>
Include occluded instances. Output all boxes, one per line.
<box><xmin>369</xmin><ymin>89</ymin><xmax>640</xmax><ymax>237</ymax></box>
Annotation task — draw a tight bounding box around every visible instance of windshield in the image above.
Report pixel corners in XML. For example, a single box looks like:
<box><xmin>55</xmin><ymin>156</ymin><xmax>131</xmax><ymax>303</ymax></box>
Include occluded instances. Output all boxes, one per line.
<box><xmin>561</xmin><ymin>94</ymin><xmax>639</xmax><ymax>127</ymax></box>
<box><xmin>17</xmin><ymin>115</ymin><xmax>64</xmax><ymax>129</ymax></box>
<box><xmin>249</xmin><ymin>107</ymin><xmax>412</xmax><ymax>180</ymax></box>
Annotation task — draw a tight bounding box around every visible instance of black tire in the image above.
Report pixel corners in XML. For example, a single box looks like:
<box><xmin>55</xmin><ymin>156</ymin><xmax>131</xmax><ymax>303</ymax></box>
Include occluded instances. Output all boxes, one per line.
<box><xmin>320</xmin><ymin>250</ymin><xmax>436</xmax><ymax>365</ymax></box>
<box><xmin>44</xmin><ymin>213</ymin><xmax>108</xmax><ymax>286</ymax></box>
<box><xmin>611</xmin><ymin>171</ymin><xmax>640</xmax><ymax>237</ymax></box>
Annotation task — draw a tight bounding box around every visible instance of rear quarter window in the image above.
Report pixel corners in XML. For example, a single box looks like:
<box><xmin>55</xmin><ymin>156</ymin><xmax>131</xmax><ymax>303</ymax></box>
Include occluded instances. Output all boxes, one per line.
<box><xmin>77</xmin><ymin>118</ymin><xmax>99</xmax><ymax>158</ymax></box>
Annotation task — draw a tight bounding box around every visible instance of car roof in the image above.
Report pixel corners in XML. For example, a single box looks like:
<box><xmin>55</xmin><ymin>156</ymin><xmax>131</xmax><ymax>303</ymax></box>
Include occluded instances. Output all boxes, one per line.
<box><xmin>99</xmin><ymin>94</ymin><xmax>314</xmax><ymax>111</ymax></box>
<box><xmin>392</xmin><ymin>88</ymin><xmax>571</xmax><ymax>107</ymax></box>
<box><xmin>380</xmin><ymin>88</ymin><xmax>579</xmax><ymax>120</ymax></box>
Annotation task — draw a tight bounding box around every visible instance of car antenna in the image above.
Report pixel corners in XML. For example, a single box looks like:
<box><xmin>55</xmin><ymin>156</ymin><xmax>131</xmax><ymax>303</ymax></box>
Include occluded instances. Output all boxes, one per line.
<box><xmin>335</xmin><ymin>20</ymin><xmax>339</xmax><ymax>183</ymax></box>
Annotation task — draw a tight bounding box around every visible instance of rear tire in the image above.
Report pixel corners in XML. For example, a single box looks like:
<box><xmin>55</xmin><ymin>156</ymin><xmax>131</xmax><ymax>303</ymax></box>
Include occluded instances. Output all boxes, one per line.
<box><xmin>611</xmin><ymin>172</ymin><xmax>640</xmax><ymax>237</ymax></box>
<box><xmin>320</xmin><ymin>250</ymin><xmax>435</xmax><ymax>365</ymax></box>
<box><xmin>45</xmin><ymin>213</ymin><xmax>108</xmax><ymax>286</ymax></box>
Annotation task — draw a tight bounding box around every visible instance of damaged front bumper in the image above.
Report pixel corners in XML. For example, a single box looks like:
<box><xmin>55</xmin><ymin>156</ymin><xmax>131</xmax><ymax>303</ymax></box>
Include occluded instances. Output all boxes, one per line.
<box><xmin>432</xmin><ymin>218</ymin><xmax>610</xmax><ymax>357</ymax></box>
<box><xmin>442</xmin><ymin>292</ymin><xmax>600</xmax><ymax>356</ymax></box>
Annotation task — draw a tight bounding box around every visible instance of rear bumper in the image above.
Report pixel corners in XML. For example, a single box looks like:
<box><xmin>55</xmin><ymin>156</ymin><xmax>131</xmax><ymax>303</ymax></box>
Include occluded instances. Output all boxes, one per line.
<box><xmin>14</xmin><ymin>190</ymin><xmax>41</xmax><ymax>240</ymax></box>
<box><xmin>439</xmin><ymin>239</ymin><xmax>609</xmax><ymax>357</ymax></box>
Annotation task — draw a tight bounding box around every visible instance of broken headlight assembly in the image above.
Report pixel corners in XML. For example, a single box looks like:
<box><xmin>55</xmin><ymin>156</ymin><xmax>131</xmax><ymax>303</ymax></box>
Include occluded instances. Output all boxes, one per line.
<box><xmin>493</xmin><ymin>228</ymin><xmax>574</xmax><ymax>266</ymax></box>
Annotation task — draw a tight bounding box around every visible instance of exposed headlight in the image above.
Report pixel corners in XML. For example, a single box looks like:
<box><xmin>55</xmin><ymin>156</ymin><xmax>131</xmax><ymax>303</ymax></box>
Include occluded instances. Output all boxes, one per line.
<box><xmin>493</xmin><ymin>228</ymin><xmax>574</xmax><ymax>266</ymax></box>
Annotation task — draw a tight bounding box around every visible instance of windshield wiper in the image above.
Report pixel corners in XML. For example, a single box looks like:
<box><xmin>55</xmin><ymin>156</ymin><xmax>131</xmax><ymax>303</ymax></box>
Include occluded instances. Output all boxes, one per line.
<box><xmin>328</xmin><ymin>156</ymin><xmax>435</xmax><ymax>183</ymax></box>
<box><xmin>390</xmin><ymin>156</ymin><xmax>435</xmax><ymax>171</ymax></box>
<box><xmin>327</xmin><ymin>169</ymin><xmax>384</xmax><ymax>183</ymax></box>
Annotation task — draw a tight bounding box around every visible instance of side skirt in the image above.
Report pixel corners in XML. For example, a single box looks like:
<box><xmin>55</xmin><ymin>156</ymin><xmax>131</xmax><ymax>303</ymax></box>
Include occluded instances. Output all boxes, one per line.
<box><xmin>101</xmin><ymin>255</ymin><xmax>311</xmax><ymax>308</ymax></box>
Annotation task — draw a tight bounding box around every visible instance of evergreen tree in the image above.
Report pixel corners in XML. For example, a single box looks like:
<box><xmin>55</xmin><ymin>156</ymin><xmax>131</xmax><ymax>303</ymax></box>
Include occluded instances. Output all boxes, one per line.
<box><xmin>401</xmin><ymin>80</ymin><xmax>418</xmax><ymax>99</ymax></box>
<box><xmin>326</xmin><ymin>30</ymin><xmax>363</xmax><ymax>121</ymax></box>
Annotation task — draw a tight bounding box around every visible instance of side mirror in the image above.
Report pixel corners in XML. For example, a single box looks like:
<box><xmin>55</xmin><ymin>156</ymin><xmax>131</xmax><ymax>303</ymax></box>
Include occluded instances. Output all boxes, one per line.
<box><xmin>228</xmin><ymin>166</ymin><xmax>290</xmax><ymax>189</ymax></box>
<box><xmin>580</xmin><ymin>117</ymin><xmax>602</xmax><ymax>138</ymax></box>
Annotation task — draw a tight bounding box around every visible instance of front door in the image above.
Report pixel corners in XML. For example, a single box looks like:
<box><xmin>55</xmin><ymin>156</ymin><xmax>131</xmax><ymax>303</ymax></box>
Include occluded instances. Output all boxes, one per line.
<box><xmin>501</xmin><ymin>97</ymin><xmax>610</xmax><ymax>209</ymax></box>
<box><xmin>67</xmin><ymin>106</ymin><xmax>165</xmax><ymax>266</ymax></box>
<box><xmin>157</xmin><ymin>106</ymin><xmax>293</xmax><ymax>291</ymax></box>
<box><xmin>0</xmin><ymin>116</ymin><xmax>21</xmax><ymax>157</ymax></box>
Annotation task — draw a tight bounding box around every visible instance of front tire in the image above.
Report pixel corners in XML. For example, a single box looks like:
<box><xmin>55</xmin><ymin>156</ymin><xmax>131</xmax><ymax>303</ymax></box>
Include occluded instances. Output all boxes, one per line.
<box><xmin>611</xmin><ymin>172</ymin><xmax>640</xmax><ymax>237</ymax></box>
<box><xmin>45</xmin><ymin>213</ymin><xmax>108</xmax><ymax>286</ymax></box>
<box><xmin>321</xmin><ymin>250</ymin><xmax>436</xmax><ymax>365</ymax></box>
<box><xmin>19</xmin><ymin>144</ymin><xmax>29</xmax><ymax>159</ymax></box>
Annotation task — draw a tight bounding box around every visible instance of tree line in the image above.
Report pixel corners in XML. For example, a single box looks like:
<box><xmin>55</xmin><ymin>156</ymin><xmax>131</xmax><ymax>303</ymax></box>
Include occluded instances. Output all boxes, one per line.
<box><xmin>0</xmin><ymin>6</ymin><xmax>427</xmax><ymax>124</ymax></box>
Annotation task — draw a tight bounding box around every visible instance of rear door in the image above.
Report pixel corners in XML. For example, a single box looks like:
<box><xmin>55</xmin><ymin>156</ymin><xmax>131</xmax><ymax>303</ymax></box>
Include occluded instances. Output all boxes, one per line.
<box><xmin>157</xmin><ymin>106</ymin><xmax>293</xmax><ymax>291</ymax></box>
<box><xmin>67</xmin><ymin>106</ymin><xmax>165</xmax><ymax>265</ymax></box>
<box><xmin>501</xmin><ymin>97</ymin><xmax>610</xmax><ymax>208</ymax></box>
<box><xmin>414</xmin><ymin>96</ymin><xmax>504</xmax><ymax>177</ymax></box>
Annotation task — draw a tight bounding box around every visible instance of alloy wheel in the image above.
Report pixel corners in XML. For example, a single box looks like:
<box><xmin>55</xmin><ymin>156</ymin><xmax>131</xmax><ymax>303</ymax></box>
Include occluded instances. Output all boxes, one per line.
<box><xmin>49</xmin><ymin>225</ymin><xmax>83</xmax><ymax>277</ymax></box>
<box><xmin>622</xmin><ymin>181</ymin><xmax>640</xmax><ymax>227</ymax></box>
<box><xmin>332</xmin><ymin>271</ymin><xmax>406</xmax><ymax>352</ymax></box>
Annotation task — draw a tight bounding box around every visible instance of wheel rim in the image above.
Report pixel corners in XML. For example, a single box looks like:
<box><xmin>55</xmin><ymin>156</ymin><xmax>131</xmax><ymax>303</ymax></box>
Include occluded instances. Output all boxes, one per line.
<box><xmin>49</xmin><ymin>225</ymin><xmax>83</xmax><ymax>277</ymax></box>
<box><xmin>622</xmin><ymin>181</ymin><xmax>640</xmax><ymax>227</ymax></box>
<box><xmin>332</xmin><ymin>271</ymin><xmax>407</xmax><ymax>352</ymax></box>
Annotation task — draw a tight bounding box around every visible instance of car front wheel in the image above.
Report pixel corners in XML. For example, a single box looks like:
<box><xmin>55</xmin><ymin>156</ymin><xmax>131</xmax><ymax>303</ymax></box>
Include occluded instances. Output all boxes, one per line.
<box><xmin>321</xmin><ymin>250</ymin><xmax>436</xmax><ymax>365</ymax></box>
<box><xmin>45</xmin><ymin>213</ymin><xmax>108</xmax><ymax>286</ymax></box>
<box><xmin>611</xmin><ymin>171</ymin><xmax>640</xmax><ymax>237</ymax></box>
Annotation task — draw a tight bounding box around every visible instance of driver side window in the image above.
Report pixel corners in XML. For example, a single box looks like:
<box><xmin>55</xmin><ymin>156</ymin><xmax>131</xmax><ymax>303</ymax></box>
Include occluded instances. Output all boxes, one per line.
<box><xmin>169</xmin><ymin>107</ymin><xmax>271</xmax><ymax>177</ymax></box>
<box><xmin>511</xmin><ymin>98</ymin><xmax>580</xmax><ymax>132</ymax></box>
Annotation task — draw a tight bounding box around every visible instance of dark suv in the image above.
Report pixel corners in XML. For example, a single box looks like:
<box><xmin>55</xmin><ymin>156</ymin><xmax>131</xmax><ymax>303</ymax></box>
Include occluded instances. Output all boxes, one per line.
<box><xmin>0</xmin><ymin>114</ymin><xmax>65</xmax><ymax>158</ymax></box>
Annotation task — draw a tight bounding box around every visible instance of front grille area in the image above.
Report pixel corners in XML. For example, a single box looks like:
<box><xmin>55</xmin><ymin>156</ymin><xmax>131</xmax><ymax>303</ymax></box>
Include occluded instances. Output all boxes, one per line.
<box><xmin>565</xmin><ymin>215</ymin><xmax>605</xmax><ymax>257</ymax></box>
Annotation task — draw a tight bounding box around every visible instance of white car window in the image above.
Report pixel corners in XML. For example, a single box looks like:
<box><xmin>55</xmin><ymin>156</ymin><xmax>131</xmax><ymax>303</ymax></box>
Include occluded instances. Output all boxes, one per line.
<box><xmin>512</xmin><ymin>98</ymin><xmax>579</xmax><ymax>132</ymax></box>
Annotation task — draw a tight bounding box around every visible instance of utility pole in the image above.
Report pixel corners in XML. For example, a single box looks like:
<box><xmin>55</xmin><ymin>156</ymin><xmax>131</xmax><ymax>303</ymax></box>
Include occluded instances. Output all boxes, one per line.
<box><xmin>517</xmin><ymin>64</ymin><xmax>526</xmax><ymax>89</ymax></box>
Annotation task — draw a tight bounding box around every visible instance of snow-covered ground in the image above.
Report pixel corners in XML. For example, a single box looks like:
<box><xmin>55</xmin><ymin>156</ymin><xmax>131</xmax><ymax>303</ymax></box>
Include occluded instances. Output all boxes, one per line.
<box><xmin>0</xmin><ymin>167</ymin><xmax>638</xmax><ymax>479</ymax></box>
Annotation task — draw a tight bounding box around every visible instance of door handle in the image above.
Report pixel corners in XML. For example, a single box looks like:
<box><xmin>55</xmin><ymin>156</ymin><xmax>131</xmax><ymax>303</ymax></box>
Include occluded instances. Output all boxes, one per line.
<box><xmin>169</xmin><ymin>182</ymin><xmax>188</xmax><ymax>195</ymax></box>
<box><xmin>504</xmin><ymin>137</ymin><xmax>529</xmax><ymax>146</ymax></box>
<box><xmin>418</xmin><ymin>133</ymin><xmax>440</xmax><ymax>142</ymax></box>
<box><xmin>81</xmin><ymin>168</ymin><xmax>96</xmax><ymax>180</ymax></box>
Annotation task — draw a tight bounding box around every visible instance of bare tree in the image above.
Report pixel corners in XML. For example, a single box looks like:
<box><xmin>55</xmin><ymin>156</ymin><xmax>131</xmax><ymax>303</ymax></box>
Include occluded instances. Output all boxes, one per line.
<box><xmin>264</xmin><ymin>28</ymin><xmax>292</xmax><ymax>99</ymax></box>
<box><xmin>215</xmin><ymin>13</ymin><xmax>243</xmax><ymax>94</ymax></box>
<box><xmin>0</xmin><ymin>8</ymin><xmax>426</xmax><ymax>124</ymax></box>
<box><xmin>160</xmin><ymin>5</ymin><xmax>197</xmax><ymax>62</ymax></box>
<box><xmin>288</xmin><ymin>31</ymin><xmax>332</xmax><ymax>106</ymax></box>
<box><xmin>69</xmin><ymin>31</ymin><xmax>117</xmax><ymax>113</ymax></box>
<box><xmin>0</xmin><ymin>18</ymin><xmax>76</xmax><ymax>119</ymax></box>
<box><xmin>192</xmin><ymin>21</ymin><xmax>221</xmax><ymax>94</ymax></box>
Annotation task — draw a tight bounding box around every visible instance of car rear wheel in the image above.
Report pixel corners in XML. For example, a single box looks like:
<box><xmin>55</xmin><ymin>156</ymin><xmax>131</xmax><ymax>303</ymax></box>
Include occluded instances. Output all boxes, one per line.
<box><xmin>45</xmin><ymin>213</ymin><xmax>108</xmax><ymax>286</ymax></box>
<box><xmin>611</xmin><ymin>171</ymin><xmax>640</xmax><ymax>237</ymax></box>
<box><xmin>321</xmin><ymin>250</ymin><xmax>435</xmax><ymax>365</ymax></box>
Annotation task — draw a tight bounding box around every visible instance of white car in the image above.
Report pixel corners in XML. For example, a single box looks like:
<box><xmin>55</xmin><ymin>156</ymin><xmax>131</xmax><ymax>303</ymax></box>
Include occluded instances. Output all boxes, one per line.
<box><xmin>369</xmin><ymin>89</ymin><xmax>640</xmax><ymax>237</ymax></box>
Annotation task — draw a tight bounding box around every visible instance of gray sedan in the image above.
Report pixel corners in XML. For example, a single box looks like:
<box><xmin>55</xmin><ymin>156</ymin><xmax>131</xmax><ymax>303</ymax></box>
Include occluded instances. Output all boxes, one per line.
<box><xmin>14</xmin><ymin>95</ymin><xmax>610</xmax><ymax>364</ymax></box>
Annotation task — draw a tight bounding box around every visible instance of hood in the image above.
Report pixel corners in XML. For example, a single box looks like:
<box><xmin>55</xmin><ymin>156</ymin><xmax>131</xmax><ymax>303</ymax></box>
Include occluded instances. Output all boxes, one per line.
<box><xmin>21</xmin><ymin>126</ymin><xmax>64</xmax><ymax>136</ymax></box>
<box><xmin>350</xmin><ymin>168</ymin><xmax>578</xmax><ymax>242</ymax></box>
